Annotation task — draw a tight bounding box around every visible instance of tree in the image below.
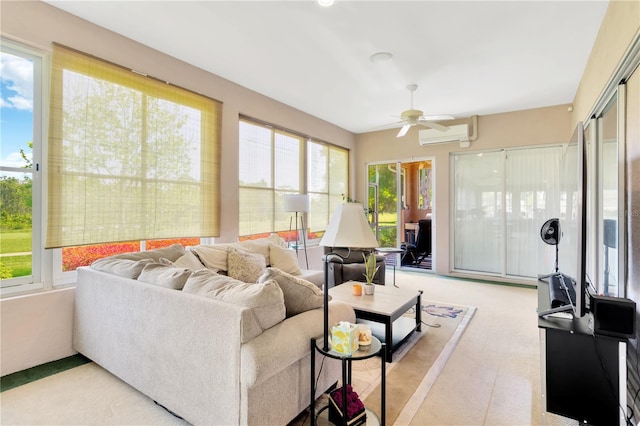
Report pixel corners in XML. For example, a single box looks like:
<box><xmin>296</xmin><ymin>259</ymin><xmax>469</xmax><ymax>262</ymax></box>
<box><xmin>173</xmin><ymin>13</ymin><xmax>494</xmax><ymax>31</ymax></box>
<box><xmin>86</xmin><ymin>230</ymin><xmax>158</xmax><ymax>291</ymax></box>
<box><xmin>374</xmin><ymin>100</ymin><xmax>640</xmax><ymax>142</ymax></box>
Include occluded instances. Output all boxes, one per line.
<box><xmin>0</xmin><ymin>176</ymin><xmax>32</xmax><ymax>229</ymax></box>
<box><xmin>19</xmin><ymin>141</ymin><xmax>33</xmax><ymax>169</ymax></box>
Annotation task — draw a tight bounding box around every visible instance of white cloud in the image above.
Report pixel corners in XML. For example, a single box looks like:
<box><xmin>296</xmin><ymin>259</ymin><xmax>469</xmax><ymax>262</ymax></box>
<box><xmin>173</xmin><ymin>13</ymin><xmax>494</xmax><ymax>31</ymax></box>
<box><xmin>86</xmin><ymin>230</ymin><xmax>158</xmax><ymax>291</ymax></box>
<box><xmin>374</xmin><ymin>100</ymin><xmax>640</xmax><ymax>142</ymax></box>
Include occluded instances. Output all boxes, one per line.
<box><xmin>2</xmin><ymin>151</ymin><xmax>30</xmax><ymax>168</ymax></box>
<box><xmin>0</xmin><ymin>52</ymin><xmax>33</xmax><ymax>111</ymax></box>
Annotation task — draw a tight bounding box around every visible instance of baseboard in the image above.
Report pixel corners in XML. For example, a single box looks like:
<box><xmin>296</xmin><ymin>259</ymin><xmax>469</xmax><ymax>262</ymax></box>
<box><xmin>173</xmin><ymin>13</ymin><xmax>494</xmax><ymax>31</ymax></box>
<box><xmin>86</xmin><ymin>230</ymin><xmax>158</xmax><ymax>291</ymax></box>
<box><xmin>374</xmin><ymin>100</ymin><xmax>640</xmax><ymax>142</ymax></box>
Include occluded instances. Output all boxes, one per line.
<box><xmin>0</xmin><ymin>354</ymin><xmax>90</xmax><ymax>392</ymax></box>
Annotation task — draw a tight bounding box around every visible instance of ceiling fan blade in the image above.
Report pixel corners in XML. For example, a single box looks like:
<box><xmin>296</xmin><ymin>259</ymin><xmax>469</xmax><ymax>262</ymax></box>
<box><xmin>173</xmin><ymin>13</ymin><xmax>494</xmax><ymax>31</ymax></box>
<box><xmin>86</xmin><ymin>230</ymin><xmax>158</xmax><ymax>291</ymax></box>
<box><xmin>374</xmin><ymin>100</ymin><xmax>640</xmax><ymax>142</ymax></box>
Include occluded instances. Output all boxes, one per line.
<box><xmin>422</xmin><ymin>114</ymin><xmax>455</xmax><ymax>121</ymax></box>
<box><xmin>396</xmin><ymin>123</ymin><xmax>412</xmax><ymax>138</ymax></box>
<box><xmin>417</xmin><ymin>120</ymin><xmax>449</xmax><ymax>132</ymax></box>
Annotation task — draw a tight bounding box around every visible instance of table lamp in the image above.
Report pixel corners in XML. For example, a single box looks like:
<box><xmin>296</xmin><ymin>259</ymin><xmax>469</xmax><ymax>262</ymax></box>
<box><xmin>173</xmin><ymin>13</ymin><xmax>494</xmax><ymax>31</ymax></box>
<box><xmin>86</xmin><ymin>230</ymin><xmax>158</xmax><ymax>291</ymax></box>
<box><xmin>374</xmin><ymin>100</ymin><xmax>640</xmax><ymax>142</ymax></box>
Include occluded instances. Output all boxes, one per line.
<box><xmin>319</xmin><ymin>202</ymin><xmax>379</xmax><ymax>351</ymax></box>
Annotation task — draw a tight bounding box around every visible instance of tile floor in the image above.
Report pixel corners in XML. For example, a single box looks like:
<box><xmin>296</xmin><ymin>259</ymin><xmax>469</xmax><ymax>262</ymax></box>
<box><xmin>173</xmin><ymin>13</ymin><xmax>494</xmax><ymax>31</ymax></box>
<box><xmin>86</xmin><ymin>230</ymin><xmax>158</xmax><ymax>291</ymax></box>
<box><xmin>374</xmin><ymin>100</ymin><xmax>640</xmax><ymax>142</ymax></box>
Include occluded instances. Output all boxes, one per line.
<box><xmin>390</xmin><ymin>269</ymin><xmax>544</xmax><ymax>426</ymax></box>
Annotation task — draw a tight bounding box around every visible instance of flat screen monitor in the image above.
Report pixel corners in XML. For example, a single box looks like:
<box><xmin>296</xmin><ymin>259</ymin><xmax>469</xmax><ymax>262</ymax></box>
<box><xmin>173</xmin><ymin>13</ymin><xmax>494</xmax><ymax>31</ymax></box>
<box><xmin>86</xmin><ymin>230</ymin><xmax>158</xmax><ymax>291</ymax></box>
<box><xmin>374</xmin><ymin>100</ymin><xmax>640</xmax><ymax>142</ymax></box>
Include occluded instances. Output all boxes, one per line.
<box><xmin>573</xmin><ymin>121</ymin><xmax>588</xmax><ymax>317</ymax></box>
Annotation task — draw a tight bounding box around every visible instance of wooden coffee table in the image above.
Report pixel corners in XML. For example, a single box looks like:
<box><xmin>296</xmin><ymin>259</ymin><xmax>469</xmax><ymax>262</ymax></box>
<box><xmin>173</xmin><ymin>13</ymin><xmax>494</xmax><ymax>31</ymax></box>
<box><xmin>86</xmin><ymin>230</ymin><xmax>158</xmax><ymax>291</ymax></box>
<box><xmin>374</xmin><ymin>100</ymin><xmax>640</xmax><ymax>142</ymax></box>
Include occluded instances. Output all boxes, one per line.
<box><xmin>329</xmin><ymin>282</ymin><xmax>422</xmax><ymax>362</ymax></box>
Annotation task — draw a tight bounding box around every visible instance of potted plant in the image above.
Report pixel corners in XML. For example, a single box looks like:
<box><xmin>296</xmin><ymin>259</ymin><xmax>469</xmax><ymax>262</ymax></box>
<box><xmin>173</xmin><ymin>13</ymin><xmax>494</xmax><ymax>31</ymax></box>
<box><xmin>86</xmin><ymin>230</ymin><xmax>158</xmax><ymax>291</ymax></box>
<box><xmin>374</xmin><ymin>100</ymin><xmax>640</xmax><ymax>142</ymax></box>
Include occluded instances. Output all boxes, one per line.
<box><xmin>362</xmin><ymin>252</ymin><xmax>379</xmax><ymax>295</ymax></box>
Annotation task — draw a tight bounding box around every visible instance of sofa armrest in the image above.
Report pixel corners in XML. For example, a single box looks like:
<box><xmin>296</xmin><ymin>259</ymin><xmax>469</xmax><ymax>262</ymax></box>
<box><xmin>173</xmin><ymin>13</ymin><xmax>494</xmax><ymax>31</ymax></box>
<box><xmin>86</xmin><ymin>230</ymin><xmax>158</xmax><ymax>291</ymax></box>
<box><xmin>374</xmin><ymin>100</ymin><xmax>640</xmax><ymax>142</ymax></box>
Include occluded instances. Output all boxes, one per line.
<box><xmin>240</xmin><ymin>300</ymin><xmax>355</xmax><ymax>387</ymax></box>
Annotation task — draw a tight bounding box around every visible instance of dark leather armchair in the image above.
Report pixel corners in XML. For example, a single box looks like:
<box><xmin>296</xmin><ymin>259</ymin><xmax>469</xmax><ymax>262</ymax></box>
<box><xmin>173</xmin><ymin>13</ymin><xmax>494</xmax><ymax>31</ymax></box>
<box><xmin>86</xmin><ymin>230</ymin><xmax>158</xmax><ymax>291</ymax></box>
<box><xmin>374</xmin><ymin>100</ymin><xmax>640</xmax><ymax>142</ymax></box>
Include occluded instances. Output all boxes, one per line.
<box><xmin>323</xmin><ymin>247</ymin><xmax>386</xmax><ymax>287</ymax></box>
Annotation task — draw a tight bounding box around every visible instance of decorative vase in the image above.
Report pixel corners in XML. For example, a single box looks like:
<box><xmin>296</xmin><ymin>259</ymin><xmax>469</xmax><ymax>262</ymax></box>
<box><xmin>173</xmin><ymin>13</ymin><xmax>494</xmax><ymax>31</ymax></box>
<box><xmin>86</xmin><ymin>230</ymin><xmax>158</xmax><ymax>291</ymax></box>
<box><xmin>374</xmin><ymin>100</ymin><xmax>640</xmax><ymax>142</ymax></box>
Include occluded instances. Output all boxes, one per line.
<box><xmin>364</xmin><ymin>284</ymin><xmax>375</xmax><ymax>295</ymax></box>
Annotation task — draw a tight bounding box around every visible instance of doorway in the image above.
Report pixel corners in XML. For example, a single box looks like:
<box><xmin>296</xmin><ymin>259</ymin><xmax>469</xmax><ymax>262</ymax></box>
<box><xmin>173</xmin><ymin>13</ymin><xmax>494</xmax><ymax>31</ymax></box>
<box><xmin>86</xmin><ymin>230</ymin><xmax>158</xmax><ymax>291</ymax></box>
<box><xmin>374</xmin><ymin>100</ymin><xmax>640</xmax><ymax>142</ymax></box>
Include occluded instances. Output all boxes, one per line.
<box><xmin>367</xmin><ymin>159</ymin><xmax>434</xmax><ymax>272</ymax></box>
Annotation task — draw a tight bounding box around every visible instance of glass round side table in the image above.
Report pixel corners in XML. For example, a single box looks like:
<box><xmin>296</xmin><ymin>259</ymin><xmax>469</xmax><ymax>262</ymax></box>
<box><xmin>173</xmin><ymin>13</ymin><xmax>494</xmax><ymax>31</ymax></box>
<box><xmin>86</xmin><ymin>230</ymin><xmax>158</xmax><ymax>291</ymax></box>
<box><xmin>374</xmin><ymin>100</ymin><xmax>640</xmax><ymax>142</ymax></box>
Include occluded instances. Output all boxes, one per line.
<box><xmin>310</xmin><ymin>335</ymin><xmax>386</xmax><ymax>426</ymax></box>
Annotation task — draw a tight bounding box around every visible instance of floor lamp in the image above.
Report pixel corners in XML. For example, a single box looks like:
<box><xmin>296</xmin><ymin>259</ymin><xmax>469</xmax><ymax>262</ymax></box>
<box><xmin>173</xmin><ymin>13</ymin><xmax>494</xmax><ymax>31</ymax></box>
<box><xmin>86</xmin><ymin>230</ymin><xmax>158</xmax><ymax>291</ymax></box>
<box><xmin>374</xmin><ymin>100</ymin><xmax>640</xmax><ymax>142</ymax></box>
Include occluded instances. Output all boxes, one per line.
<box><xmin>319</xmin><ymin>202</ymin><xmax>379</xmax><ymax>351</ymax></box>
<box><xmin>284</xmin><ymin>194</ymin><xmax>310</xmax><ymax>269</ymax></box>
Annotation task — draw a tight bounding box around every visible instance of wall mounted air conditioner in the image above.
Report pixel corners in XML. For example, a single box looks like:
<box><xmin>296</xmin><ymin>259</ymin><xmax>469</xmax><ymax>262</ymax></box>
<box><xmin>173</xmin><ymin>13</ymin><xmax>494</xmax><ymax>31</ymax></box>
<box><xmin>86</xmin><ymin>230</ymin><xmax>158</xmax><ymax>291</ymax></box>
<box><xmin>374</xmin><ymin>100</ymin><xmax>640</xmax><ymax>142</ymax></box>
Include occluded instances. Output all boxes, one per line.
<box><xmin>419</xmin><ymin>124</ymin><xmax>470</xmax><ymax>147</ymax></box>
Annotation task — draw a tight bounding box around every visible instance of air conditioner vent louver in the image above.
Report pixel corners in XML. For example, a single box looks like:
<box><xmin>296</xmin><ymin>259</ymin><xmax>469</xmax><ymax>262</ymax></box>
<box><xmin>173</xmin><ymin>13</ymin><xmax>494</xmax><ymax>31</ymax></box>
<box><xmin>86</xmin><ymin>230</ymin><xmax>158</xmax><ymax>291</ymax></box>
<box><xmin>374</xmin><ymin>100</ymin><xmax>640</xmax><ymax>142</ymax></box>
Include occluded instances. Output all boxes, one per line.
<box><xmin>419</xmin><ymin>124</ymin><xmax>469</xmax><ymax>146</ymax></box>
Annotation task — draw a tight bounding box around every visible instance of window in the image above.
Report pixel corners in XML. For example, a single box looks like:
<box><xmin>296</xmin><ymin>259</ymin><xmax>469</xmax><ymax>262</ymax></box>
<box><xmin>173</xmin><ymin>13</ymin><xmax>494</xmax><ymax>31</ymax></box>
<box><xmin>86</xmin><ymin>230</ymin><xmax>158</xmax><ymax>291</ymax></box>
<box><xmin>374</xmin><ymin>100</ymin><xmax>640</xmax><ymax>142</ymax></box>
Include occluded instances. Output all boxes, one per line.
<box><xmin>0</xmin><ymin>40</ymin><xmax>43</xmax><ymax>290</ymax></box>
<box><xmin>47</xmin><ymin>44</ymin><xmax>221</xmax><ymax>248</ymax></box>
<box><xmin>238</xmin><ymin>119</ymin><xmax>348</xmax><ymax>241</ymax></box>
<box><xmin>307</xmin><ymin>140</ymin><xmax>348</xmax><ymax>237</ymax></box>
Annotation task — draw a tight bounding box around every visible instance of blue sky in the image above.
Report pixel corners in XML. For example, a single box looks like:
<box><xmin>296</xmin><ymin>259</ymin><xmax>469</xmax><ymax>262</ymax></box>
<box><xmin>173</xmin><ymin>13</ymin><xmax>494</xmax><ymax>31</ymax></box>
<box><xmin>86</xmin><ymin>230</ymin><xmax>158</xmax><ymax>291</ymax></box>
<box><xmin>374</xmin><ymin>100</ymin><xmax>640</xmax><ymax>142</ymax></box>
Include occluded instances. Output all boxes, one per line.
<box><xmin>1</xmin><ymin>50</ymin><xmax>33</xmax><ymax>169</ymax></box>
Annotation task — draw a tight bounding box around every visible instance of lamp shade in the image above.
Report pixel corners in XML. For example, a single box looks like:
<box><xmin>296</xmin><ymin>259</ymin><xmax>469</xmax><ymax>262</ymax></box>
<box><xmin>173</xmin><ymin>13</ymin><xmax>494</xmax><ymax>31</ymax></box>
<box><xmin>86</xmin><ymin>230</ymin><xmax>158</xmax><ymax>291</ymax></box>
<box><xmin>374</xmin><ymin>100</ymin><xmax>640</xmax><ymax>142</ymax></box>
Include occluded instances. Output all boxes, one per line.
<box><xmin>283</xmin><ymin>194</ymin><xmax>310</xmax><ymax>213</ymax></box>
<box><xmin>320</xmin><ymin>203</ymin><xmax>378</xmax><ymax>249</ymax></box>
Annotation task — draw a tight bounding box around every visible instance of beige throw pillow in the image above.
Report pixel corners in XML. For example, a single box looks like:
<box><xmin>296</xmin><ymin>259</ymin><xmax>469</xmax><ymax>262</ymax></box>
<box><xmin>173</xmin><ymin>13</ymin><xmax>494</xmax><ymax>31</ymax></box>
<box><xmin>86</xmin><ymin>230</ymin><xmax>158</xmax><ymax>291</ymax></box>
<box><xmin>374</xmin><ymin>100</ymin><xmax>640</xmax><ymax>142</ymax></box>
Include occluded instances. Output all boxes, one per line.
<box><xmin>138</xmin><ymin>263</ymin><xmax>193</xmax><ymax>290</ymax></box>
<box><xmin>91</xmin><ymin>258</ymin><xmax>156</xmax><ymax>279</ymax></box>
<box><xmin>258</xmin><ymin>267</ymin><xmax>326</xmax><ymax>317</ymax></box>
<box><xmin>269</xmin><ymin>244</ymin><xmax>302</xmax><ymax>275</ymax></box>
<box><xmin>172</xmin><ymin>251</ymin><xmax>206</xmax><ymax>270</ymax></box>
<box><xmin>227</xmin><ymin>248</ymin><xmax>266</xmax><ymax>283</ymax></box>
<box><xmin>187</xmin><ymin>245</ymin><xmax>228</xmax><ymax>272</ymax></box>
<box><xmin>183</xmin><ymin>272</ymin><xmax>285</xmax><ymax>332</ymax></box>
<box><xmin>183</xmin><ymin>269</ymin><xmax>228</xmax><ymax>291</ymax></box>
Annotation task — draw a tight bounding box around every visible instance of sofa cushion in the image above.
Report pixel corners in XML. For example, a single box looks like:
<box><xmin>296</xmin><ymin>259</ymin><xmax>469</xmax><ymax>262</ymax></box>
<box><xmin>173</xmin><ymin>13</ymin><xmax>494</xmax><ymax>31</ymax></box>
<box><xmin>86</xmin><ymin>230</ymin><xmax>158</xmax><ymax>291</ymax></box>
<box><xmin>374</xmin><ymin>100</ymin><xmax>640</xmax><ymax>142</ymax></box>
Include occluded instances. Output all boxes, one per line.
<box><xmin>183</xmin><ymin>270</ymin><xmax>285</xmax><ymax>335</ymax></box>
<box><xmin>269</xmin><ymin>244</ymin><xmax>301</xmax><ymax>275</ymax></box>
<box><xmin>258</xmin><ymin>267</ymin><xmax>326</xmax><ymax>317</ymax></box>
<box><xmin>138</xmin><ymin>263</ymin><xmax>193</xmax><ymax>290</ymax></box>
<box><xmin>111</xmin><ymin>244</ymin><xmax>186</xmax><ymax>263</ymax></box>
<box><xmin>172</xmin><ymin>251</ymin><xmax>205</xmax><ymax>270</ymax></box>
<box><xmin>90</xmin><ymin>258</ymin><xmax>156</xmax><ymax>279</ymax></box>
<box><xmin>228</xmin><ymin>248</ymin><xmax>266</xmax><ymax>283</ymax></box>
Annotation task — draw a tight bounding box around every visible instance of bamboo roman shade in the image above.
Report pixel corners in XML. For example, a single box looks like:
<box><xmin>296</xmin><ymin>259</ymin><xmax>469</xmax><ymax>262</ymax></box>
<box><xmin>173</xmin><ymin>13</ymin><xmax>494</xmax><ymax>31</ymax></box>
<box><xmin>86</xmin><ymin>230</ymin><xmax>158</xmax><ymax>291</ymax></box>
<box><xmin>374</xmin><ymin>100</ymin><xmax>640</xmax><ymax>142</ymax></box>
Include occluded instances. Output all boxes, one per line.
<box><xmin>47</xmin><ymin>44</ymin><xmax>221</xmax><ymax>248</ymax></box>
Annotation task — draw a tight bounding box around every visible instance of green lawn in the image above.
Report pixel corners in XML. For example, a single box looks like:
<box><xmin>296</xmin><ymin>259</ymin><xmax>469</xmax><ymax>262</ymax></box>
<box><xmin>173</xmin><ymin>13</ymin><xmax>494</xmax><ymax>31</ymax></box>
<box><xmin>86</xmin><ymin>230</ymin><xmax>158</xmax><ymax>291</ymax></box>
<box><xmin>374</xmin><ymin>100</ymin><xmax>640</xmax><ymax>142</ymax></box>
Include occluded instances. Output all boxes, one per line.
<box><xmin>1</xmin><ymin>229</ymin><xmax>32</xmax><ymax>254</ymax></box>
<box><xmin>0</xmin><ymin>229</ymin><xmax>32</xmax><ymax>278</ymax></box>
<box><xmin>0</xmin><ymin>255</ymin><xmax>32</xmax><ymax>277</ymax></box>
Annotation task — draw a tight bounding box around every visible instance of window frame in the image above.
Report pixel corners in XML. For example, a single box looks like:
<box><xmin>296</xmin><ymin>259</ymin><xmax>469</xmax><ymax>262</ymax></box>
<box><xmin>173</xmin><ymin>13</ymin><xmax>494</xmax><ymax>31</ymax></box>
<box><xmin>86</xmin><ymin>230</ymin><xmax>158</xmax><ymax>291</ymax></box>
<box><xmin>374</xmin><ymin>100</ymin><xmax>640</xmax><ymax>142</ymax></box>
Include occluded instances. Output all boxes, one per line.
<box><xmin>238</xmin><ymin>117</ymin><xmax>349</xmax><ymax>242</ymax></box>
<box><xmin>0</xmin><ymin>39</ymin><xmax>47</xmax><ymax>295</ymax></box>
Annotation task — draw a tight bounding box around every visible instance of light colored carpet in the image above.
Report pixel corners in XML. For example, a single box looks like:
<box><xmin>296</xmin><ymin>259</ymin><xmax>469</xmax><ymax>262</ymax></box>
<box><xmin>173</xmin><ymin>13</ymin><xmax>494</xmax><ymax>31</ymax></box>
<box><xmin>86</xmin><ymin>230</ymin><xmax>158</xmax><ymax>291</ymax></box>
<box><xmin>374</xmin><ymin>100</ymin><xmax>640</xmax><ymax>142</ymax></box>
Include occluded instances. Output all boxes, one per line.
<box><xmin>0</xmin><ymin>361</ymin><xmax>188</xmax><ymax>425</ymax></box>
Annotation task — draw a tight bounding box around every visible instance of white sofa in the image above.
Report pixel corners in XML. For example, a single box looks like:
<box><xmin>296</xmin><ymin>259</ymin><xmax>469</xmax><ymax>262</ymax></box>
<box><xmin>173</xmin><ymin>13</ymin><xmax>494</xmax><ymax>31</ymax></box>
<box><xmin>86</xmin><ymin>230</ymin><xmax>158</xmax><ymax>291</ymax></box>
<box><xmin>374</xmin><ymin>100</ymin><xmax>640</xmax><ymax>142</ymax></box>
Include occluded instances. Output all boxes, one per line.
<box><xmin>73</xmin><ymin>243</ymin><xmax>355</xmax><ymax>425</ymax></box>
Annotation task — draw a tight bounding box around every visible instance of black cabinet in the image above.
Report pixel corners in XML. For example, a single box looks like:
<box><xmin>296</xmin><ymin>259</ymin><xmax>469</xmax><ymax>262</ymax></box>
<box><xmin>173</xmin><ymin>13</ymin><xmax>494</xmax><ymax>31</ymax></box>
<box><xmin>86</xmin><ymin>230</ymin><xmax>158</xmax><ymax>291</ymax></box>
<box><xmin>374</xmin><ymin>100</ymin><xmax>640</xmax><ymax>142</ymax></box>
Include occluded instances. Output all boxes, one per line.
<box><xmin>538</xmin><ymin>282</ymin><xmax>627</xmax><ymax>425</ymax></box>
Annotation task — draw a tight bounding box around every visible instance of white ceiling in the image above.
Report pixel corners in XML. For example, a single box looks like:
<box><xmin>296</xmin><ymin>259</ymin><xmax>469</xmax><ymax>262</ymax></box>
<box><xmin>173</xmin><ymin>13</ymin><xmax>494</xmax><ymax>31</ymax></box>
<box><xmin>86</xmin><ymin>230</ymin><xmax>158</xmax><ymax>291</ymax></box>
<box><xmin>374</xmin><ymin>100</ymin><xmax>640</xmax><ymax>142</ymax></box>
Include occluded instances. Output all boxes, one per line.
<box><xmin>45</xmin><ymin>0</ymin><xmax>609</xmax><ymax>134</ymax></box>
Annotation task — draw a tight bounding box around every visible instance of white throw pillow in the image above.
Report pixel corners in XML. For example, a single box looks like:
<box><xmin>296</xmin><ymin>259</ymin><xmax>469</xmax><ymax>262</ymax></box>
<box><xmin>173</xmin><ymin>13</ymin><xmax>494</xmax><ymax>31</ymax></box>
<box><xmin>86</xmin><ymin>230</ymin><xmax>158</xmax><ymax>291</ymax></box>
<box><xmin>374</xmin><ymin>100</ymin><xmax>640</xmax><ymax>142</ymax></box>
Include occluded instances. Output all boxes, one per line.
<box><xmin>187</xmin><ymin>245</ymin><xmax>228</xmax><ymax>272</ymax></box>
<box><xmin>138</xmin><ymin>263</ymin><xmax>193</xmax><ymax>290</ymax></box>
<box><xmin>227</xmin><ymin>248</ymin><xmax>266</xmax><ymax>283</ymax></box>
<box><xmin>269</xmin><ymin>244</ymin><xmax>302</xmax><ymax>275</ymax></box>
<box><xmin>91</xmin><ymin>258</ymin><xmax>156</xmax><ymax>279</ymax></box>
<box><xmin>258</xmin><ymin>267</ymin><xmax>326</xmax><ymax>317</ymax></box>
<box><xmin>173</xmin><ymin>251</ymin><xmax>206</xmax><ymax>270</ymax></box>
<box><xmin>183</xmin><ymin>272</ymin><xmax>285</xmax><ymax>333</ymax></box>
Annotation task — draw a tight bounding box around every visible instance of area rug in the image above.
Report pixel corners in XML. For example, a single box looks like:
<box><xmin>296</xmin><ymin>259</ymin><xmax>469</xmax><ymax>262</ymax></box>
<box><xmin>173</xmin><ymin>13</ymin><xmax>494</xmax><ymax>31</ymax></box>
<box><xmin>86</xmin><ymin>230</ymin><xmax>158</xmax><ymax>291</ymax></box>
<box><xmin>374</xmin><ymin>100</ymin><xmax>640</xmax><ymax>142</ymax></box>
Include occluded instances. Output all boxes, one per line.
<box><xmin>292</xmin><ymin>300</ymin><xmax>475</xmax><ymax>426</ymax></box>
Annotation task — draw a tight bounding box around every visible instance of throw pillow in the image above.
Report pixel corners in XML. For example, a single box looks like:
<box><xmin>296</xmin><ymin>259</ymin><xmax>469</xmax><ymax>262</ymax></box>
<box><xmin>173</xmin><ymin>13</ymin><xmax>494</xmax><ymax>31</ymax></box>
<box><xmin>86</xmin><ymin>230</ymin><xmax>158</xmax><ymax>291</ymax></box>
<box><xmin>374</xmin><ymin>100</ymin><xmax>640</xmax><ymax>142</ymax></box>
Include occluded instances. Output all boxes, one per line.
<box><xmin>187</xmin><ymin>245</ymin><xmax>228</xmax><ymax>272</ymax></box>
<box><xmin>183</xmin><ymin>269</ymin><xmax>229</xmax><ymax>292</ymax></box>
<box><xmin>91</xmin><ymin>258</ymin><xmax>156</xmax><ymax>279</ymax></box>
<box><xmin>227</xmin><ymin>248</ymin><xmax>266</xmax><ymax>283</ymax></box>
<box><xmin>172</xmin><ymin>251</ymin><xmax>206</xmax><ymax>270</ymax></box>
<box><xmin>269</xmin><ymin>244</ymin><xmax>302</xmax><ymax>275</ymax></box>
<box><xmin>183</xmin><ymin>273</ymin><xmax>285</xmax><ymax>332</ymax></box>
<box><xmin>138</xmin><ymin>263</ymin><xmax>193</xmax><ymax>290</ymax></box>
<box><xmin>258</xmin><ymin>267</ymin><xmax>327</xmax><ymax>317</ymax></box>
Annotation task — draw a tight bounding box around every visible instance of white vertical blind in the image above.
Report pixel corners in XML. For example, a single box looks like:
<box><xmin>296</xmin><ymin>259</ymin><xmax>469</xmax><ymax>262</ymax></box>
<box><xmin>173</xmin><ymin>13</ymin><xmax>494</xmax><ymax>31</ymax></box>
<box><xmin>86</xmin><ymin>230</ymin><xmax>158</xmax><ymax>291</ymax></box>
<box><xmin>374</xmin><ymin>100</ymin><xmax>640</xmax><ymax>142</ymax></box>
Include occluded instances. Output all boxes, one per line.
<box><xmin>453</xmin><ymin>145</ymin><xmax>573</xmax><ymax>279</ymax></box>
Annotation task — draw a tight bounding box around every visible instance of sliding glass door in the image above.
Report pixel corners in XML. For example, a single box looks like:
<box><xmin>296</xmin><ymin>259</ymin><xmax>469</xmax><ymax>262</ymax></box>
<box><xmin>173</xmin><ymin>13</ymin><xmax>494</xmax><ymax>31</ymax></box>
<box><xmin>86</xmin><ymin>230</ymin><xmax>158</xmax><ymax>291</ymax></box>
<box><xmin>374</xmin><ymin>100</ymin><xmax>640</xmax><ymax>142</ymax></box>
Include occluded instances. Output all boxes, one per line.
<box><xmin>453</xmin><ymin>145</ymin><xmax>571</xmax><ymax>279</ymax></box>
<box><xmin>367</xmin><ymin>163</ymin><xmax>400</xmax><ymax>247</ymax></box>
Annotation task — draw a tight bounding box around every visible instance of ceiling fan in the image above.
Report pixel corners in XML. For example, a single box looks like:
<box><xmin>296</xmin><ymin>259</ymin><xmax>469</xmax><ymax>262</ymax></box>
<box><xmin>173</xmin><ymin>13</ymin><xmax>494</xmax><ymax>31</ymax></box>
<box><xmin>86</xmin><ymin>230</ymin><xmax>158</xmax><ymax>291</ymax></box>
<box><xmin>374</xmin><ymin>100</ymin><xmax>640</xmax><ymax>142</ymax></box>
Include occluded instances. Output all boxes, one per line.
<box><xmin>394</xmin><ymin>84</ymin><xmax>454</xmax><ymax>138</ymax></box>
